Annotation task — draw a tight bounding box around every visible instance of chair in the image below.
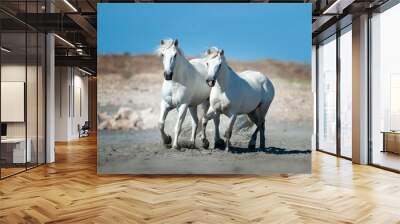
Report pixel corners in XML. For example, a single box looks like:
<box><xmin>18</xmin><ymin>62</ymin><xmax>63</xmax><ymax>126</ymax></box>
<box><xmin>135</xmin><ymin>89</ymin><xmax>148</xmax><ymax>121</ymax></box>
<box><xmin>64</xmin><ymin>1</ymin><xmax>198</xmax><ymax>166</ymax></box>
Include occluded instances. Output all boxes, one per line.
<box><xmin>79</xmin><ymin>121</ymin><xmax>90</xmax><ymax>138</ymax></box>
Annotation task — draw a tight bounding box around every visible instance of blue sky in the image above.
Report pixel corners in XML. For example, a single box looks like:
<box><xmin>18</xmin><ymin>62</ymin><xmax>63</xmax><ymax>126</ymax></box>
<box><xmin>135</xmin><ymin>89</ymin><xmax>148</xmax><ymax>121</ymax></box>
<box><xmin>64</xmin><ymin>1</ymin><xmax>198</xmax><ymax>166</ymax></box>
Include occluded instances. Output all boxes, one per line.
<box><xmin>98</xmin><ymin>4</ymin><xmax>311</xmax><ymax>63</ymax></box>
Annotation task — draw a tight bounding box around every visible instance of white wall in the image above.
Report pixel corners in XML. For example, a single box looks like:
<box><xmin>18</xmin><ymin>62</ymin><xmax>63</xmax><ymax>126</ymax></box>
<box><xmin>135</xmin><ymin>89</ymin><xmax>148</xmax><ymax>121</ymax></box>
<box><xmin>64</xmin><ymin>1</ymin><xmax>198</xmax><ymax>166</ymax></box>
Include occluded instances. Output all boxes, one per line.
<box><xmin>1</xmin><ymin>65</ymin><xmax>35</xmax><ymax>138</ymax></box>
<box><xmin>1</xmin><ymin>66</ymin><xmax>26</xmax><ymax>135</ymax></box>
<box><xmin>1</xmin><ymin>64</ymin><xmax>46</xmax><ymax>164</ymax></box>
<box><xmin>71</xmin><ymin>73</ymin><xmax>89</xmax><ymax>138</ymax></box>
<box><xmin>55</xmin><ymin>67</ymin><xmax>89</xmax><ymax>141</ymax></box>
<box><xmin>55</xmin><ymin>67</ymin><xmax>70</xmax><ymax>141</ymax></box>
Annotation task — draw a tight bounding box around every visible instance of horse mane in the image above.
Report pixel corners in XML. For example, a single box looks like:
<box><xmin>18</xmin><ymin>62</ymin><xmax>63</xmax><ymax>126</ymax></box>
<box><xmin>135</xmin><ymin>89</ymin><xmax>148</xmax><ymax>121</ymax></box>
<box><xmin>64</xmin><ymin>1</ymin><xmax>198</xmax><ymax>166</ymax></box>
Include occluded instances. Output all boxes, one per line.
<box><xmin>203</xmin><ymin>47</ymin><xmax>233</xmax><ymax>73</ymax></box>
<box><xmin>155</xmin><ymin>38</ymin><xmax>184</xmax><ymax>56</ymax></box>
<box><xmin>202</xmin><ymin>46</ymin><xmax>220</xmax><ymax>59</ymax></box>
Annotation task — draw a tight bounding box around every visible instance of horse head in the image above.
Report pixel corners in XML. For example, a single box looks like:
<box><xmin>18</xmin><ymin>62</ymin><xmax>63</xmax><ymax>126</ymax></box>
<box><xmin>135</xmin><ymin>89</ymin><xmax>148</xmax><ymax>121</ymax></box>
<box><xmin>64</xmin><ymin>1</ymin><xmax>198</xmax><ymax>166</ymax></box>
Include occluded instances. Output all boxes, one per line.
<box><xmin>204</xmin><ymin>47</ymin><xmax>224</xmax><ymax>87</ymax></box>
<box><xmin>158</xmin><ymin>39</ymin><xmax>180</xmax><ymax>80</ymax></box>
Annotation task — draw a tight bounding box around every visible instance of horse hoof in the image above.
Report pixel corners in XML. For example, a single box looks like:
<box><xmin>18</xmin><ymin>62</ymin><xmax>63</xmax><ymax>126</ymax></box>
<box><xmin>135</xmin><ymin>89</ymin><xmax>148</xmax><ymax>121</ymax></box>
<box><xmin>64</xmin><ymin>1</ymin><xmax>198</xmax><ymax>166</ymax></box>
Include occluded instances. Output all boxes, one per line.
<box><xmin>188</xmin><ymin>142</ymin><xmax>196</xmax><ymax>149</ymax></box>
<box><xmin>214</xmin><ymin>139</ymin><xmax>226</xmax><ymax>149</ymax></box>
<box><xmin>248</xmin><ymin>144</ymin><xmax>256</xmax><ymax>150</ymax></box>
<box><xmin>172</xmin><ymin>144</ymin><xmax>180</xmax><ymax>150</ymax></box>
<box><xmin>201</xmin><ymin>138</ymin><xmax>209</xmax><ymax>149</ymax></box>
<box><xmin>225</xmin><ymin>141</ymin><xmax>230</xmax><ymax>152</ymax></box>
<box><xmin>163</xmin><ymin>135</ymin><xmax>172</xmax><ymax>145</ymax></box>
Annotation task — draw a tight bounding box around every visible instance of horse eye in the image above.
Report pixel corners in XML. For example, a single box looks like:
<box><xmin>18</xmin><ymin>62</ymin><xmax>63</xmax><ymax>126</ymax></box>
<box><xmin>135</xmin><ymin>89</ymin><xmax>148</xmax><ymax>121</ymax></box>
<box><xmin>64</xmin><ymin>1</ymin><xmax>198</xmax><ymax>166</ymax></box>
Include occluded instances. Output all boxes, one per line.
<box><xmin>206</xmin><ymin>62</ymin><xmax>209</xmax><ymax>66</ymax></box>
<box><xmin>161</xmin><ymin>53</ymin><xmax>164</xmax><ymax>57</ymax></box>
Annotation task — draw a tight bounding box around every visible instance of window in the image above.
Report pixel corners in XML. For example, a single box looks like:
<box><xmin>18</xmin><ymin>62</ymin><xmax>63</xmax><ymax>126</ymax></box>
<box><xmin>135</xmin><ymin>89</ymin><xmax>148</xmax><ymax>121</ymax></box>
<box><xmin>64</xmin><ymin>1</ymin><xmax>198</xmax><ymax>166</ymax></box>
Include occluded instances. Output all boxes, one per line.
<box><xmin>339</xmin><ymin>26</ymin><xmax>352</xmax><ymax>158</ymax></box>
<box><xmin>390</xmin><ymin>74</ymin><xmax>400</xmax><ymax>131</ymax></box>
<box><xmin>317</xmin><ymin>35</ymin><xmax>337</xmax><ymax>154</ymax></box>
<box><xmin>370</xmin><ymin>3</ymin><xmax>400</xmax><ymax>171</ymax></box>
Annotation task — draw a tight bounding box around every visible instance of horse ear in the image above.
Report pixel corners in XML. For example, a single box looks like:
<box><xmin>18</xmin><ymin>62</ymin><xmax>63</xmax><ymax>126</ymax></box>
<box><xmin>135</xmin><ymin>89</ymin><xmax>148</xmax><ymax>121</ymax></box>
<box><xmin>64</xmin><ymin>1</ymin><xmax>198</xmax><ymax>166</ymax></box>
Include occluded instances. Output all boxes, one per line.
<box><xmin>207</xmin><ymin>49</ymin><xmax>211</xmax><ymax>55</ymax></box>
<box><xmin>219</xmin><ymin>49</ymin><xmax>224</xmax><ymax>56</ymax></box>
<box><xmin>174</xmin><ymin>39</ymin><xmax>179</xmax><ymax>47</ymax></box>
<box><xmin>160</xmin><ymin>40</ymin><xmax>164</xmax><ymax>45</ymax></box>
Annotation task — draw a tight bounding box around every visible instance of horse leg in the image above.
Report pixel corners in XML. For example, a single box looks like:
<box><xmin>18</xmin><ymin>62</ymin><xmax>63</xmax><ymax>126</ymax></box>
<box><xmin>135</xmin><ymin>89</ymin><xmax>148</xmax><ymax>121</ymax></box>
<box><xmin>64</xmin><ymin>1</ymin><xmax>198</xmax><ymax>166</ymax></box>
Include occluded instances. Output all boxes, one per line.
<box><xmin>188</xmin><ymin>106</ymin><xmax>198</xmax><ymax>149</ymax></box>
<box><xmin>199</xmin><ymin>101</ymin><xmax>224</xmax><ymax>149</ymax></box>
<box><xmin>201</xmin><ymin>106</ymin><xmax>217</xmax><ymax>149</ymax></box>
<box><xmin>213</xmin><ymin>115</ymin><xmax>225</xmax><ymax>149</ymax></box>
<box><xmin>199</xmin><ymin>101</ymin><xmax>210</xmax><ymax>149</ymax></box>
<box><xmin>172</xmin><ymin>104</ymin><xmax>188</xmax><ymax>150</ymax></box>
<box><xmin>159</xmin><ymin>100</ymin><xmax>172</xmax><ymax>146</ymax></box>
<box><xmin>258</xmin><ymin>104</ymin><xmax>270</xmax><ymax>149</ymax></box>
<box><xmin>259</xmin><ymin>120</ymin><xmax>266</xmax><ymax>149</ymax></box>
<box><xmin>197</xmin><ymin>100</ymin><xmax>209</xmax><ymax>130</ymax></box>
<box><xmin>224</xmin><ymin>114</ymin><xmax>237</xmax><ymax>152</ymax></box>
<box><xmin>247</xmin><ymin>110</ymin><xmax>259</xmax><ymax>149</ymax></box>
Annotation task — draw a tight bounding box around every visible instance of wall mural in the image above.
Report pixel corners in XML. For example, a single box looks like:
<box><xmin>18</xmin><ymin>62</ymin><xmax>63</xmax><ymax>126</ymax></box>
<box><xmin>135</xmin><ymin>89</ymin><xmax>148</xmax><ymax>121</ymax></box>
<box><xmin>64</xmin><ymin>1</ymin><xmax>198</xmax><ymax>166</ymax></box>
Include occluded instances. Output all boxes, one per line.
<box><xmin>97</xmin><ymin>3</ymin><xmax>312</xmax><ymax>174</ymax></box>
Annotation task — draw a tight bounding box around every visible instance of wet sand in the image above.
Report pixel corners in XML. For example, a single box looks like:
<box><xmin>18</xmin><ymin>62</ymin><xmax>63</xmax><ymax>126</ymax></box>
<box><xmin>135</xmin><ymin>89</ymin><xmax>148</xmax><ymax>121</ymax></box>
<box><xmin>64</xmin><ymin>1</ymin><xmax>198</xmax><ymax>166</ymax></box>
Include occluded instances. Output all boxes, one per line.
<box><xmin>98</xmin><ymin>119</ymin><xmax>311</xmax><ymax>174</ymax></box>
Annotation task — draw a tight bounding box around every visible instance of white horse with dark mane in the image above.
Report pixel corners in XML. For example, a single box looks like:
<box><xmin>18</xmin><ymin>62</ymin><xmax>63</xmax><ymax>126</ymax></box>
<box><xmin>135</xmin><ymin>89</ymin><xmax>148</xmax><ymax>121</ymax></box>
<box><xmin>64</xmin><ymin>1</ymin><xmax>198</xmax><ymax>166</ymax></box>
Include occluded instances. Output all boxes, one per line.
<box><xmin>157</xmin><ymin>39</ymin><xmax>223</xmax><ymax>149</ymax></box>
<box><xmin>202</xmin><ymin>47</ymin><xmax>275</xmax><ymax>151</ymax></box>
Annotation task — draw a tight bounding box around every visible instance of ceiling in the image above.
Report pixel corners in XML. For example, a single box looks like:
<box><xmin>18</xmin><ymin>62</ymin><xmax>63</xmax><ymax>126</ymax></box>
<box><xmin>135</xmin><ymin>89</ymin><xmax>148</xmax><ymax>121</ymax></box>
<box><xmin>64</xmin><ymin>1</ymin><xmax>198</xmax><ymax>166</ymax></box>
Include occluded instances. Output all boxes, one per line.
<box><xmin>0</xmin><ymin>0</ymin><xmax>98</xmax><ymax>73</ymax></box>
<box><xmin>0</xmin><ymin>0</ymin><xmax>393</xmax><ymax>73</ymax></box>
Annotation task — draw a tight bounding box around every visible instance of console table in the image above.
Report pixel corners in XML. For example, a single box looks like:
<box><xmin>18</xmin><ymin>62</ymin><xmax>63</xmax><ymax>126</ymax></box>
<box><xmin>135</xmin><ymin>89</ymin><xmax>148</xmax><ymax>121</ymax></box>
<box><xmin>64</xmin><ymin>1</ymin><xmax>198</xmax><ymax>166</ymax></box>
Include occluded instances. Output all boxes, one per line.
<box><xmin>382</xmin><ymin>131</ymin><xmax>400</xmax><ymax>154</ymax></box>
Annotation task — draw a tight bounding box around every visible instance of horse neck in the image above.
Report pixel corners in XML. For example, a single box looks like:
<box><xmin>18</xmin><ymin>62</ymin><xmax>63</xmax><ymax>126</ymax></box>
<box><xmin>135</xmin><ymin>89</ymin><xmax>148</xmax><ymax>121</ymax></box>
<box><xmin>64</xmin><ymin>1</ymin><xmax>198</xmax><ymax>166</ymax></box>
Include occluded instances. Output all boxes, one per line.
<box><xmin>173</xmin><ymin>54</ymin><xmax>194</xmax><ymax>84</ymax></box>
<box><xmin>216</xmin><ymin>62</ymin><xmax>235</xmax><ymax>91</ymax></box>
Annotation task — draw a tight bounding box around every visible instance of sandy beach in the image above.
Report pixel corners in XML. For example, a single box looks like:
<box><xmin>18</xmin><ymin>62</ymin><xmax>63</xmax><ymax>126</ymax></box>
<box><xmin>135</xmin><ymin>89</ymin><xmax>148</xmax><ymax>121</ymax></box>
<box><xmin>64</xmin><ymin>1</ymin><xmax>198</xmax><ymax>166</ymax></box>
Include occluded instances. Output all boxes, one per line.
<box><xmin>97</xmin><ymin>55</ymin><xmax>312</xmax><ymax>174</ymax></box>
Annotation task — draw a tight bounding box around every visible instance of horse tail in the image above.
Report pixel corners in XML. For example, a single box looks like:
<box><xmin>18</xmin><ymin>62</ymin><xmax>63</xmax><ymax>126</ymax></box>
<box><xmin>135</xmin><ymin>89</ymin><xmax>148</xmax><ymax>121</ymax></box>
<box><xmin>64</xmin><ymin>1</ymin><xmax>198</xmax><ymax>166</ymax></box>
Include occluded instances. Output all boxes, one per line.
<box><xmin>258</xmin><ymin>77</ymin><xmax>274</xmax><ymax>120</ymax></box>
<box><xmin>263</xmin><ymin>77</ymin><xmax>275</xmax><ymax>105</ymax></box>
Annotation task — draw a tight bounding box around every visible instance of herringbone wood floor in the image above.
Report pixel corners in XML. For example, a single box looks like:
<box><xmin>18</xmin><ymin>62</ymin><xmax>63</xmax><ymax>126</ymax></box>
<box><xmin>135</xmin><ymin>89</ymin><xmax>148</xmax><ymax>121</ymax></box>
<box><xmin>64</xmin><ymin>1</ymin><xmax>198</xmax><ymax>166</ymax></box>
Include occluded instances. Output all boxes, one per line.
<box><xmin>1</xmin><ymin>135</ymin><xmax>400</xmax><ymax>224</ymax></box>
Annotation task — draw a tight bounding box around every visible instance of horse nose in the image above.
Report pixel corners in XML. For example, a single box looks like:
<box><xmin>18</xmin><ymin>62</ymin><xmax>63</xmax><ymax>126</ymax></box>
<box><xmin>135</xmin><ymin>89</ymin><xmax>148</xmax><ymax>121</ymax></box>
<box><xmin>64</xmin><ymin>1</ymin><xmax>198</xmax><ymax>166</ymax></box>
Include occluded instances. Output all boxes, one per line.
<box><xmin>206</xmin><ymin>79</ymin><xmax>215</xmax><ymax>87</ymax></box>
<box><xmin>164</xmin><ymin>71</ymin><xmax>173</xmax><ymax>80</ymax></box>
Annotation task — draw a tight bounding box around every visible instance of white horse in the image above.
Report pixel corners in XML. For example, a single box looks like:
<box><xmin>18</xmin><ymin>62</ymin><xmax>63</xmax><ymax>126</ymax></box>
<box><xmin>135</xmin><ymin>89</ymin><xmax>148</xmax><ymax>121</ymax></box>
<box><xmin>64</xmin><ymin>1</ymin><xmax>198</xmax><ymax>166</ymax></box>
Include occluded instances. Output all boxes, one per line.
<box><xmin>157</xmin><ymin>39</ymin><xmax>223</xmax><ymax>149</ymax></box>
<box><xmin>202</xmin><ymin>47</ymin><xmax>275</xmax><ymax>151</ymax></box>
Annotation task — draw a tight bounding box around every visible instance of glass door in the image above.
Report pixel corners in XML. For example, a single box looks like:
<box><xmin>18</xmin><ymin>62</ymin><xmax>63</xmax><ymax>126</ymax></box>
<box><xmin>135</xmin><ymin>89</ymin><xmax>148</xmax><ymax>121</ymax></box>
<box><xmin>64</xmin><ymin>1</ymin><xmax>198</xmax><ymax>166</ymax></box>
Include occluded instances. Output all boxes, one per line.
<box><xmin>1</xmin><ymin>30</ymin><xmax>28</xmax><ymax>178</ymax></box>
<box><xmin>370</xmin><ymin>3</ymin><xmax>400</xmax><ymax>171</ymax></box>
<box><xmin>317</xmin><ymin>35</ymin><xmax>337</xmax><ymax>154</ymax></box>
<box><xmin>339</xmin><ymin>26</ymin><xmax>352</xmax><ymax>158</ymax></box>
<box><xmin>0</xmin><ymin>1</ymin><xmax>46</xmax><ymax>179</ymax></box>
